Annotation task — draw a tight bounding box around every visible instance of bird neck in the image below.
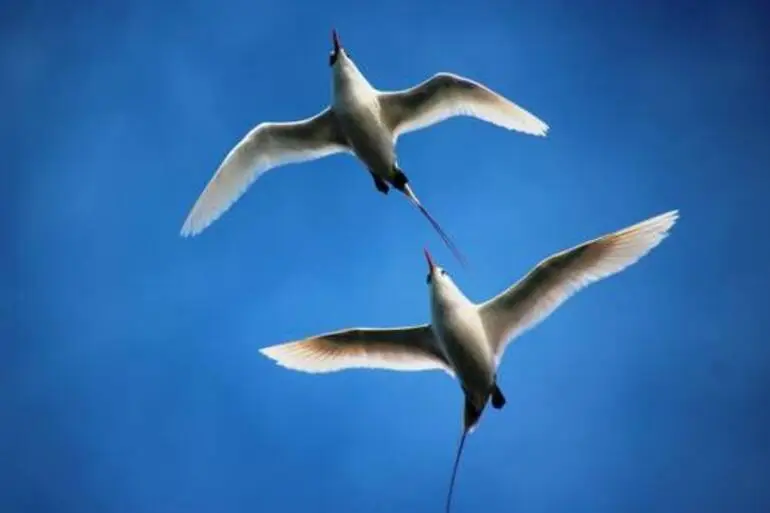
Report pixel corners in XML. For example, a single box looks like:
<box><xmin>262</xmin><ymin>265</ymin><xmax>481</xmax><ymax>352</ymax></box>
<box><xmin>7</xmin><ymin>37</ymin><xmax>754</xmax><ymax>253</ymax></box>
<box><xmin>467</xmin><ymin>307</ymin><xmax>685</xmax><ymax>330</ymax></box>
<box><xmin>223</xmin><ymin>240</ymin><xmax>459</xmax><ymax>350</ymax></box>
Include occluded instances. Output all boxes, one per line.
<box><xmin>332</xmin><ymin>57</ymin><xmax>374</xmax><ymax>101</ymax></box>
<box><xmin>431</xmin><ymin>280</ymin><xmax>473</xmax><ymax>313</ymax></box>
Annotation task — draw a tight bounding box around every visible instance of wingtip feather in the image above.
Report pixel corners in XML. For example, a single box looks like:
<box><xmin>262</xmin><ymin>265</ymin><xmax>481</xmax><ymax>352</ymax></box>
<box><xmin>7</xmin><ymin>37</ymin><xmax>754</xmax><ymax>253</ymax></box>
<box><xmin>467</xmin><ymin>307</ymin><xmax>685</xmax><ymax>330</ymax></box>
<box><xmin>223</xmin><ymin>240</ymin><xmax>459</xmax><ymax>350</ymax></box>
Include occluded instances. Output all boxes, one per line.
<box><xmin>259</xmin><ymin>343</ymin><xmax>289</xmax><ymax>361</ymax></box>
<box><xmin>179</xmin><ymin>212</ymin><xmax>210</xmax><ymax>238</ymax></box>
<box><xmin>258</xmin><ymin>342</ymin><xmax>318</xmax><ymax>373</ymax></box>
<box><xmin>531</xmin><ymin>121</ymin><xmax>549</xmax><ymax>137</ymax></box>
<box><xmin>178</xmin><ymin>190</ymin><xmax>229</xmax><ymax>238</ymax></box>
<box><xmin>179</xmin><ymin>219</ymin><xmax>200</xmax><ymax>238</ymax></box>
<box><xmin>503</xmin><ymin>104</ymin><xmax>549</xmax><ymax>137</ymax></box>
<box><xmin>633</xmin><ymin>209</ymin><xmax>680</xmax><ymax>236</ymax></box>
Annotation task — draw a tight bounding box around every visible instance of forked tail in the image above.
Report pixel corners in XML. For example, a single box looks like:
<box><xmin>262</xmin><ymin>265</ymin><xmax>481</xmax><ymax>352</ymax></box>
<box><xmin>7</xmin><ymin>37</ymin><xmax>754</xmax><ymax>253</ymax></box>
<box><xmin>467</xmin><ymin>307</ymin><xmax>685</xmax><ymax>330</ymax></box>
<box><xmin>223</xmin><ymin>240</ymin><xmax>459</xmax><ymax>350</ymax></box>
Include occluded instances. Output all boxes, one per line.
<box><xmin>400</xmin><ymin>183</ymin><xmax>468</xmax><ymax>269</ymax></box>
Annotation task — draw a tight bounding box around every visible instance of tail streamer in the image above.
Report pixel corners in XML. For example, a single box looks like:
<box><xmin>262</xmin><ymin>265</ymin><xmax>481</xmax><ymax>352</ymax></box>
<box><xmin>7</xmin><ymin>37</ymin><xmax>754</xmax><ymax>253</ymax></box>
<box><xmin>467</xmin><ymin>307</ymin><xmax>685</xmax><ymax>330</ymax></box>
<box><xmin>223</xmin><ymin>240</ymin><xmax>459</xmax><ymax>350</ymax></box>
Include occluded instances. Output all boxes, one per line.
<box><xmin>445</xmin><ymin>429</ymin><xmax>469</xmax><ymax>513</ymax></box>
<box><xmin>402</xmin><ymin>185</ymin><xmax>468</xmax><ymax>269</ymax></box>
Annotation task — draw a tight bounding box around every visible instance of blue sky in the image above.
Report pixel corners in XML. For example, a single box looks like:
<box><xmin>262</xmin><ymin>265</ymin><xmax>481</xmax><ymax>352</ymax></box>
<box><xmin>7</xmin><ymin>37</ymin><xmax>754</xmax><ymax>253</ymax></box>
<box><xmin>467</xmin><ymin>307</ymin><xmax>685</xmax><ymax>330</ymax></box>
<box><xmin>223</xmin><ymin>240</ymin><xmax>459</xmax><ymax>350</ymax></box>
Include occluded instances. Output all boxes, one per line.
<box><xmin>4</xmin><ymin>0</ymin><xmax>770</xmax><ymax>512</ymax></box>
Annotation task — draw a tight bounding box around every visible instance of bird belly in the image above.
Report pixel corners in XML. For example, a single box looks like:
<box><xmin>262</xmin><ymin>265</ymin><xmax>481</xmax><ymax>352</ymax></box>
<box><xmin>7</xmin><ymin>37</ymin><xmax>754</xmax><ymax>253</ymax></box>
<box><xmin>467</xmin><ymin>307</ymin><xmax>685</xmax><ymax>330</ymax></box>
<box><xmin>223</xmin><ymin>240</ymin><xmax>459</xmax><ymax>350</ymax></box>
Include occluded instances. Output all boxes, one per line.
<box><xmin>336</xmin><ymin>103</ymin><xmax>396</xmax><ymax>179</ymax></box>
<box><xmin>434</xmin><ymin>309</ymin><xmax>495</xmax><ymax>403</ymax></box>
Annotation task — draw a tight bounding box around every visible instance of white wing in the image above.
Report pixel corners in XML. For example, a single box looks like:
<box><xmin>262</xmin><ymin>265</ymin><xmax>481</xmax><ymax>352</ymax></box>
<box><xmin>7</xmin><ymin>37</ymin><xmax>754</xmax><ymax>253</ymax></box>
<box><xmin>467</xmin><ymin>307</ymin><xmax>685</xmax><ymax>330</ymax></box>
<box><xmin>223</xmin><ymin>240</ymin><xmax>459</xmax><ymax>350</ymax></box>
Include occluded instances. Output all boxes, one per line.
<box><xmin>259</xmin><ymin>325</ymin><xmax>453</xmax><ymax>375</ymax></box>
<box><xmin>479</xmin><ymin>210</ymin><xmax>679</xmax><ymax>361</ymax></box>
<box><xmin>378</xmin><ymin>72</ymin><xmax>549</xmax><ymax>141</ymax></box>
<box><xmin>180</xmin><ymin>107</ymin><xmax>349</xmax><ymax>237</ymax></box>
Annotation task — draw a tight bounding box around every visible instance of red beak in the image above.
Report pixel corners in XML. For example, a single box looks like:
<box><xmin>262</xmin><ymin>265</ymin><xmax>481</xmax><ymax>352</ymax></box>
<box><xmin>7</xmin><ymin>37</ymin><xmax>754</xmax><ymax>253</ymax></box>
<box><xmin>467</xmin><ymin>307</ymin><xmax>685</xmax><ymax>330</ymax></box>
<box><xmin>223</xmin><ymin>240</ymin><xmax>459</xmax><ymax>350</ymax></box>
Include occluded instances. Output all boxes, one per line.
<box><xmin>424</xmin><ymin>248</ymin><xmax>435</xmax><ymax>271</ymax></box>
<box><xmin>332</xmin><ymin>29</ymin><xmax>341</xmax><ymax>53</ymax></box>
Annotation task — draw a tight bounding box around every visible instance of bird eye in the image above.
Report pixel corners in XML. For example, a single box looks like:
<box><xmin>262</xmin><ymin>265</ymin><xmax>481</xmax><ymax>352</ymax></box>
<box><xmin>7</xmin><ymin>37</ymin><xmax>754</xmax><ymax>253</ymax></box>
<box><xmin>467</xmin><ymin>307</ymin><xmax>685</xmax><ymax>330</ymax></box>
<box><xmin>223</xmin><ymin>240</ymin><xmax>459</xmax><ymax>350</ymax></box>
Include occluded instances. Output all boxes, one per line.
<box><xmin>426</xmin><ymin>274</ymin><xmax>432</xmax><ymax>284</ymax></box>
<box><xmin>328</xmin><ymin>53</ymin><xmax>337</xmax><ymax>66</ymax></box>
<box><xmin>440</xmin><ymin>269</ymin><xmax>448</xmax><ymax>276</ymax></box>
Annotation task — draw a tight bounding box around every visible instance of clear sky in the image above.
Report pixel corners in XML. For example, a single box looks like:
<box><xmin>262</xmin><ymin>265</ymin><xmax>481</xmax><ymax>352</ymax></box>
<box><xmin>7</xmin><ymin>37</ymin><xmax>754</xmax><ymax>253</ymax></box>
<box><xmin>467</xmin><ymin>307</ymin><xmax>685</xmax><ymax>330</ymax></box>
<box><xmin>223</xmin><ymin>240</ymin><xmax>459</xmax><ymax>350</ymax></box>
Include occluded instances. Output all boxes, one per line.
<box><xmin>4</xmin><ymin>0</ymin><xmax>770</xmax><ymax>512</ymax></box>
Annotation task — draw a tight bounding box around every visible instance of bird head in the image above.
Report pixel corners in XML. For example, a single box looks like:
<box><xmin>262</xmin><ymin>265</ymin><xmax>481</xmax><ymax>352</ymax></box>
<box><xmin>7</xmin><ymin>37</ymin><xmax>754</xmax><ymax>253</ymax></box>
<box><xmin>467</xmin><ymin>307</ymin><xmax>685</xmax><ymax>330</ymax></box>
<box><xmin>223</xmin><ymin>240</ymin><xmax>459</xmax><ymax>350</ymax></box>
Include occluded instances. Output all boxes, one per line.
<box><xmin>424</xmin><ymin>248</ymin><xmax>455</xmax><ymax>290</ymax></box>
<box><xmin>328</xmin><ymin>29</ymin><xmax>346</xmax><ymax>67</ymax></box>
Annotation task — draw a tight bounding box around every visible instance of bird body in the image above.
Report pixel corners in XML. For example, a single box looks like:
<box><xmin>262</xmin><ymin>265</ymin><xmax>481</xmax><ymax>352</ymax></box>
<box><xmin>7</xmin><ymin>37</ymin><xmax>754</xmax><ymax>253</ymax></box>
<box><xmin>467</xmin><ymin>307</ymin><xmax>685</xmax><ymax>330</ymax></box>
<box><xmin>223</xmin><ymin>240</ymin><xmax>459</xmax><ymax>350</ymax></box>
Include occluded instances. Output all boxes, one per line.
<box><xmin>180</xmin><ymin>29</ymin><xmax>548</xmax><ymax>265</ymax></box>
<box><xmin>258</xmin><ymin>210</ymin><xmax>680</xmax><ymax>513</ymax></box>
<box><xmin>331</xmin><ymin>68</ymin><xmax>396</xmax><ymax>183</ymax></box>
<box><xmin>428</xmin><ymin>262</ymin><xmax>496</xmax><ymax>418</ymax></box>
<box><xmin>260</xmin><ymin>209</ymin><xmax>680</xmax><ymax>423</ymax></box>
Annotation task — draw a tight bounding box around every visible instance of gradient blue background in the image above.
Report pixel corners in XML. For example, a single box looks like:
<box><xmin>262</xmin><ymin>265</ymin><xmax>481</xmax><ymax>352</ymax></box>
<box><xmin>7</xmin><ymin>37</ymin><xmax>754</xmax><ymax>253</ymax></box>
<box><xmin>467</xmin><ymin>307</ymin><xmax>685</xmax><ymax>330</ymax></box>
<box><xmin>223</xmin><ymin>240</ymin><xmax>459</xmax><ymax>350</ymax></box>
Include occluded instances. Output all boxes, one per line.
<box><xmin>4</xmin><ymin>0</ymin><xmax>770</xmax><ymax>512</ymax></box>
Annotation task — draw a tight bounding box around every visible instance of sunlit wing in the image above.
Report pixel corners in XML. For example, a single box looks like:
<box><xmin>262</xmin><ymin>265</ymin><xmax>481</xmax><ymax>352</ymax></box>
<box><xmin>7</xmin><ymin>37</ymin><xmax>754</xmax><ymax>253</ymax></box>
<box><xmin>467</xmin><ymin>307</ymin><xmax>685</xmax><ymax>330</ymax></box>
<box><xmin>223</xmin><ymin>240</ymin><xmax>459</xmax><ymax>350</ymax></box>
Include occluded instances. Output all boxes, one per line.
<box><xmin>378</xmin><ymin>72</ymin><xmax>548</xmax><ymax>141</ymax></box>
<box><xmin>479</xmin><ymin>211</ymin><xmax>679</xmax><ymax>362</ymax></box>
<box><xmin>180</xmin><ymin>107</ymin><xmax>349</xmax><ymax>236</ymax></box>
<box><xmin>259</xmin><ymin>325</ymin><xmax>453</xmax><ymax>375</ymax></box>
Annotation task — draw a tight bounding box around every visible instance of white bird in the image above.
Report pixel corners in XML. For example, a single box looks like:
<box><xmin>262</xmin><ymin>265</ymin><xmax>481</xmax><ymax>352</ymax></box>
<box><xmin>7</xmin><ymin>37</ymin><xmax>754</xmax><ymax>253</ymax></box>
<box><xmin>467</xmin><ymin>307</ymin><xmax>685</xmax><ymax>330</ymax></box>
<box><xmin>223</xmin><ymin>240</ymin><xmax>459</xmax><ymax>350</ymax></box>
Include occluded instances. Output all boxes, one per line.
<box><xmin>258</xmin><ymin>210</ymin><xmax>679</xmax><ymax>513</ymax></box>
<box><xmin>180</xmin><ymin>29</ymin><xmax>549</xmax><ymax>266</ymax></box>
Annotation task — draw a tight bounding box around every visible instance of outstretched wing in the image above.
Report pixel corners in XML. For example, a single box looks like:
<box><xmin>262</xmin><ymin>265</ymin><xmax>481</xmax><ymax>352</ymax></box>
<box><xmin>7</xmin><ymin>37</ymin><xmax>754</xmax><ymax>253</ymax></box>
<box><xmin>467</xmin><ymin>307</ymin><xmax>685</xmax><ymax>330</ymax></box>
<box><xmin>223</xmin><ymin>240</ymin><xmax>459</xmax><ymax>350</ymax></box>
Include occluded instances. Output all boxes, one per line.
<box><xmin>259</xmin><ymin>324</ymin><xmax>453</xmax><ymax>375</ymax></box>
<box><xmin>378</xmin><ymin>72</ymin><xmax>548</xmax><ymax>141</ymax></box>
<box><xmin>181</xmin><ymin>107</ymin><xmax>349</xmax><ymax>236</ymax></box>
<box><xmin>479</xmin><ymin>211</ymin><xmax>679</xmax><ymax>362</ymax></box>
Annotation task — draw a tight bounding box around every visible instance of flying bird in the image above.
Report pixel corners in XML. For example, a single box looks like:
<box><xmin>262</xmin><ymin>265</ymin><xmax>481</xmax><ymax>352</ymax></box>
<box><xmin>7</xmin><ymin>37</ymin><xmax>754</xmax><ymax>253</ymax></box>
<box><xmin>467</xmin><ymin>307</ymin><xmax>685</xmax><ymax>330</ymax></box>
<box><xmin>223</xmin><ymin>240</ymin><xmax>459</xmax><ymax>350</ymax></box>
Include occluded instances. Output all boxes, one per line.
<box><xmin>180</xmin><ymin>29</ymin><xmax>549</xmax><ymax>266</ymax></box>
<box><xmin>258</xmin><ymin>210</ymin><xmax>679</xmax><ymax>513</ymax></box>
